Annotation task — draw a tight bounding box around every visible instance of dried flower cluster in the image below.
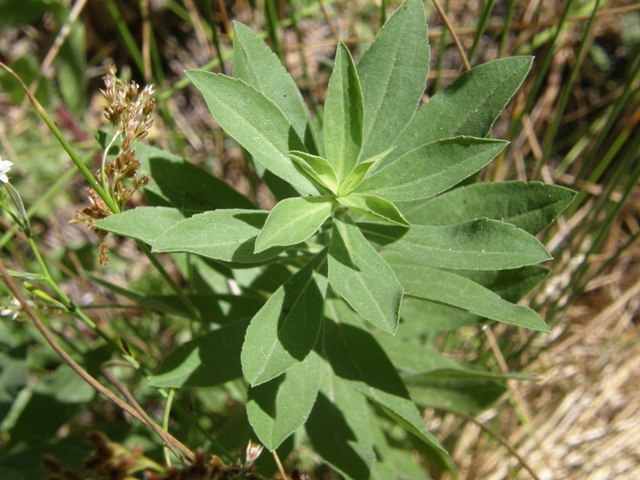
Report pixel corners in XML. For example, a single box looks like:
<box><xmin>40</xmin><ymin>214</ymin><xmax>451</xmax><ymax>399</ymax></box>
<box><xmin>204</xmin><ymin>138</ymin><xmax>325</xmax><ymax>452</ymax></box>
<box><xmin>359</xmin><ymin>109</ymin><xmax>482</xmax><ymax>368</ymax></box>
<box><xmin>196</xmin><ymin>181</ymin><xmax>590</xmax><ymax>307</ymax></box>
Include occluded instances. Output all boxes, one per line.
<box><xmin>102</xmin><ymin>65</ymin><xmax>156</xmax><ymax>152</ymax></box>
<box><xmin>72</xmin><ymin>66</ymin><xmax>155</xmax><ymax>264</ymax></box>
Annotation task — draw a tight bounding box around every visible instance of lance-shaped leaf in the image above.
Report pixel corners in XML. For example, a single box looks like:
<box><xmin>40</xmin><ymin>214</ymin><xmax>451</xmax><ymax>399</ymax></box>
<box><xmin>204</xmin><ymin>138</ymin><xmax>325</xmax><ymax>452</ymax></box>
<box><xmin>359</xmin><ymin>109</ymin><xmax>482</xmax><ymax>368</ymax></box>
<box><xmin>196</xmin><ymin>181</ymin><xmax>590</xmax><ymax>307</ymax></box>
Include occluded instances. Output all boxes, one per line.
<box><xmin>324</xmin><ymin>42</ymin><xmax>363</xmax><ymax>179</ymax></box>
<box><xmin>306</xmin><ymin>367</ymin><xmax>376</xmax><ymax>480</ymax></box>
<box><xmin>255</xmin><ymin>196</ymin><xmax>334</xmax><ymax>253</ymax></box>
<box><xmin>364</xmin><ymin>218</ymin><xmax>551</xmax><ymax>270</ymax></box>
<box><xmin>323</xmin><ymin>303</ymin><xmax>445</xmax><ymax>453</ymax></box>
<box><xmin>290</xmin><ymin>151</ymin><xmax>339</xmax><ymax>193</ymax></box>
<box><xmin>328</xmin><ymin>216</ymin><xmax>403</xmax><ymax>334</ymax></box>
<box><xmin>136</xmin><ymin>143</ymin><xmax>254</xmax><ymax>210</ymax></box>
<box><xmin>97</xmin><ymin>207</ymin><xmax>193</xmax><ymax>244</ymax></box>
<box><xmin>389</xmin><ymin>259</ymin><xmax>550</xmax><ymax>332</ymax></box>
<box><xmin>338</xmin><ymin>193</ymin><xmax>409</xmax><ymax>227</ymax></box>
<box><xmin>338</xmin><ymin>147</ymin><xmax>394</xmax><ymax>197</ymax></box>
<box><xmin>455</xmin><ymin>265</ymin><xmax>550</xmax><ymax>302</ymax></box>
<box><xmin>152</xmin><ymin>209</ymin><xmax>284</xmax><ymax>264</ymax></box>
<box><xmin>241</xmin><ymin>253</ymin><xmax>328</xmax><ymax>385</ymax></box>
<box><xmin>401</xmin><ymin>181</ymin><xmax>576</xmax><ymax>234</ymax></box>
<box><xmin>187</xmin><ymin>70</ymin><xmax>316</xmax><ymax>195</ymax></box>
<box><xmin>233</xmin><ymin>22</ymin><xmax>313</xmax><ymax>150</ymax></box>
<box><xmin>395</xmin><ymin>266</ymin><xmax>549</xmax><ymax>333</ymax></box>
<box><xmin>247</xmin><ymin>352</ymin><xmax>322</xmax><ymax>450</ymax></box>
<box><xmin>387</xmin><ymin>56</ymin><xmax>533</xmax><ymax>164</ymax></box>
<box><xmin>357</xmin><ymin>0</ymin><xmax>429</xmax><ymax>160</ymax></box>
<box><xmin>357</xmin><ymin>137</ymin><xmax>507</xmax><ymax>202</ymax></box>
<box><xmin>149</xmin><ymin>319</ymin><xmax>249</xmax><ymax>388</ymax></box>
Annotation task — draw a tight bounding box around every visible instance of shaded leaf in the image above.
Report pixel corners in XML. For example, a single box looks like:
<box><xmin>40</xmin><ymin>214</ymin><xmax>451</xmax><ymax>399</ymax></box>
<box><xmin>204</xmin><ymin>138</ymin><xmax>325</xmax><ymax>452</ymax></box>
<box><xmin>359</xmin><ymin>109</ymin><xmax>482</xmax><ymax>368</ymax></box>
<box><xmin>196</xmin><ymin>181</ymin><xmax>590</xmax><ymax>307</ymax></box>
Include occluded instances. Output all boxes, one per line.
<box><xmin>247</xmin><ymin>352</ymin><xmax>322</xmax><ymax>450</ymax></box>
<box><xmin>91</xmin><ymin>276</ymin><xmax>262</xmax><ymax>322</ymax></box>
<box><xmin>241</xmin><ymin>253</ymin><xmax>328</xmax><ymax>385</ymax></box>
<box><xmin>136</xmin><ymin>143</ymin><xmax>254</xmax><ymax>210</ymax></box>
<box><xmin>455</xmin><ymin>265</ymin><xmax>550</xmax><ymax>302</ymax></box>
<box><xmin>390</xmin><ymin>259</ymin><xmax>550</xmax><ymax>332</ymax></box>
<box><xmin>149</xmin><ymin>319</ymin><xmax>249</xmax><ymax>388</ymax></box>
<box><xmin>322</xmin><ymin>303</ymin><xmax>445</xmax><ymax>454</ymax></box>
<box><xmin>329</xmin><ymin>216</ymin><xmax>403</xmax><ymax>333</ymax></box>
<box><xmin>306</xmin><ymin>365</ymin><xmax>376</xmax><ymax>480</ymax></box>
<box><xmin>400</xmin><ymin>298</ymin><xmax>479</xmax><ymax>332</ymax></box>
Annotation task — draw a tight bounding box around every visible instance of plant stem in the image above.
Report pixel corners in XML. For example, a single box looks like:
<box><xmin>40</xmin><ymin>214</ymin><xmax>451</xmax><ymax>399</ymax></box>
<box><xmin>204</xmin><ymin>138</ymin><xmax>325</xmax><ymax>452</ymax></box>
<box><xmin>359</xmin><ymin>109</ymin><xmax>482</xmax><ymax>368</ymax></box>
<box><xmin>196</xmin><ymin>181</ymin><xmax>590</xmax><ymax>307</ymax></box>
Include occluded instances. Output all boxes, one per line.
<box><xmin>163</xmin><ymin>389</ymin><xmax>176</xmax><ymax>467</ymax></box>
<box><xmin>0</xmin><ymin>62</ymin><xmax>120</xmax><ymax>214</ymax></box>
<box><xmin>0</xmin><ymin>259</ymin><xmax>195</xmax><ymax>462</ymax></box>
<box><xmin>432</xmin><ymin>0</ymin><xmax>470</xmax><ymax>71</ymax></box>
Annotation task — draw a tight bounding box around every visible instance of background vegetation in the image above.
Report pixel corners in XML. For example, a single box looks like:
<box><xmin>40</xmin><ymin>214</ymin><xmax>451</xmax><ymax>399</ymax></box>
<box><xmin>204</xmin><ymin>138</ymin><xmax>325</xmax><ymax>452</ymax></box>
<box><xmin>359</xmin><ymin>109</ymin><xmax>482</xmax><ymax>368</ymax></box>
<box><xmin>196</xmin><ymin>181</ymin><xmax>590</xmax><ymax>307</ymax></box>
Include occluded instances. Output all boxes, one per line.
<box><xmin>0</xmin><ymin>0</ymin><xmax>638</xmax><ymax>478</ymax></box>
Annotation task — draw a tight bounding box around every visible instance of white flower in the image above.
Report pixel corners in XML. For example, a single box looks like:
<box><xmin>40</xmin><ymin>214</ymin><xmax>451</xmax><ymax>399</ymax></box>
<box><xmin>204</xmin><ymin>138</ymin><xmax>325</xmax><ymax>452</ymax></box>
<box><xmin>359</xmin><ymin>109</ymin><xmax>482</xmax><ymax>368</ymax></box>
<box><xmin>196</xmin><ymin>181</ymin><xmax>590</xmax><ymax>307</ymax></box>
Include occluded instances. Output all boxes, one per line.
<box><xmin>0</xmin><ymin>158</ymin><xmax>13</xmax><ymax>184</ymax></box>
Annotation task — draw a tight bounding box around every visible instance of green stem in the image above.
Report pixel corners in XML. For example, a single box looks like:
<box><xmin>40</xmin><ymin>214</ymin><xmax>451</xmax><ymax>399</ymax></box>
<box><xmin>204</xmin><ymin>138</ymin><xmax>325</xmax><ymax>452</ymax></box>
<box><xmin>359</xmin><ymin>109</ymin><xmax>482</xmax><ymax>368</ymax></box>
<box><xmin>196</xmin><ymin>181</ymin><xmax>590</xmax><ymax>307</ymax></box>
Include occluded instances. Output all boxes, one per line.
<box><xmin>0</xmin><ymin>62</ymin><xmax>119</xmax><ymax>214</ymax></box>
<box><xmin>104</xmin><ymin>0</ymin><xmax>145</xmax><ymax>74</ymax></box>
<box><xmin>468</xmin><ymin>0</ymin><xmax>496</xmax><ymax>63</ymax></box>
<box><xmin>25</xmin><ymin>235</ymin><xmax>232</xmax><ymax>459</ymax></box>
<box><xmin>102</xmin><ymin>132</ymin><xmax>122</xmax><ymax>193</ymax></box>
<box><xmin>163</xmin><ymin>389</ymin><xmax>176</xmax><ymax>467</ymax></box>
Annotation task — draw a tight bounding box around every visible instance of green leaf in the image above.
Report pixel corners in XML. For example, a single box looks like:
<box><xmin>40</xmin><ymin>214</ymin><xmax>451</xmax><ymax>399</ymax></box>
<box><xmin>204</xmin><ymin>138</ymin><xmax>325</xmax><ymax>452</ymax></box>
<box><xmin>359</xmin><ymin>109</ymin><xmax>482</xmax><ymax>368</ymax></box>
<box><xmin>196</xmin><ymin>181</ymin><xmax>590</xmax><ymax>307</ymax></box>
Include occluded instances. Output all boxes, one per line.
<box><xmin>328</xmin><ymin>216</ymin><xmax>403</xmax><ymax>334</ymax></box>
<box><xmin>324</xmin><ymin>42</ymin><xmax>364</xmax><ymax>179</ymax></box>
<box><xmin>375</xmin><ymin>333</ymin><xmax>529</xmax><ymax>382</ymax></box>
<box><xmin>364</xmin><ymin>218</ymin><xmax>551</xmax><ymax>270</ymax></box>
<box><xmin>247</xmin><ymin>352</ymin><xmax>322</xmax><ymax>450</ymax></box>
<box><xmin>187</xmin><ymin>70</ymin><xmax>316</xmax><ymax>195</ymax></box>
<box><xmin>149</xmin><ymin>319</ymin><xmax>249</xmax><ymax>388</ymax></box>
<box><xmin>357</xmin><ymin>0</ymin><xmax>429</xmax><ymax>160</ymax></box>
<box><xmin>456</xmin><ymin>265</ymin><xmax>550</xmax><ymax>302</ymax></box>
<box><xmin>290</xmin><ymin>151</ymin><xmax>339</xmax><ymax>193</ymax></box>
<box><xmin>152</xmin><ymin>209</ymin><xmax>285</xmax><ymax>265</ymax></box>
<box><xmin>390</xmin><ymin>260</ymin><xmax>550</xmax><ymax>332</ymax></box>
<box><xmin>241</xmin><ymin>254</ymin><xmax>328</xmax><ymax>385</ymax></box>
<box><xmin>357</xmin><ymin>137</ymin><xmax>507</xmax><ymax>202</ymax></box>
<box><xmin>338</xmin><ymin>147</ymin><xmax>394</xmax><ymax>196</ymax></box>
<box><xmin>96</xmin><ymin>207</ymin><xmax>194</xmax><ymax>244</ymax></box>
<box><xmin>306</xmin><ymin>370</ymin><xmax>376</xmax><ymax>480</ymax></box>
<box><xmin>338</xmin><ymin>193</ymin><xmax>409</xmax><ymax>227</ymax></box>
<box><xmin>136</xmin><ymin>143</ymin><xmax>254</xmax><ymax>210</ymax></box>
<box><xmin>323</xmin><ymin>303</ymin><xmax>445</xmax><ymax>454</ymax></box>
<box><xmin>393</xmin><ymin>266</ymin><xmax>549</xmax><ymax>333</ymax></box>
<box><xmin>92</xmin><ymin>276</ymin><xmax>262</xmax><ymax>321</ymax></box>
<box><xmin>233</xmin><ymin>22</ymin><xmax>314</xmax><ymax>151</ymax></box>
<box><xmin>401</xmin><ymin>298</ymin><xmax>479</xmax><ymax>332</ymax></box>
<box><xmin>408</xmin><ymin>382</ymin><xmax>507</xmax><ymax>415</ymax></box>
<box><xmin>255</xmin><ymin>196</ymin><xmax>334</xmax><ymax>253</ymax></box>
<box><xmin>401</xmin><ymin>181</ymin><xmax>577</xmax><ymax>234</ymax></box>
<box><xmin>388</xmin><ymin>56</ymin><xmax>533</xmax><ymax>164</ymax></box>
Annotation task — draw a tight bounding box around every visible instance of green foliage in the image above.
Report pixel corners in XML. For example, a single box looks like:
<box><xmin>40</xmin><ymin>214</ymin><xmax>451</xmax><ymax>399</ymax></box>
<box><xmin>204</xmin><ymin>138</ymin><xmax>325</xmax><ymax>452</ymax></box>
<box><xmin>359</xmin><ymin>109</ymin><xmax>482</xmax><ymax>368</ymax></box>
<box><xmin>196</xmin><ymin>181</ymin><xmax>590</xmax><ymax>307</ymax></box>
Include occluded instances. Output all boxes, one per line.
<box><xmin>1</xmin><ymin>0</ymin><xmax>587</xmax><ymax>477</ymax></box>
<box><xmin>92</xmin><ymin>0</ymin><xmax>576</xmax><ymax>475</ymax></box>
